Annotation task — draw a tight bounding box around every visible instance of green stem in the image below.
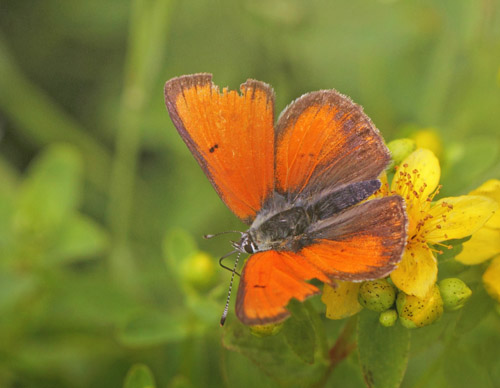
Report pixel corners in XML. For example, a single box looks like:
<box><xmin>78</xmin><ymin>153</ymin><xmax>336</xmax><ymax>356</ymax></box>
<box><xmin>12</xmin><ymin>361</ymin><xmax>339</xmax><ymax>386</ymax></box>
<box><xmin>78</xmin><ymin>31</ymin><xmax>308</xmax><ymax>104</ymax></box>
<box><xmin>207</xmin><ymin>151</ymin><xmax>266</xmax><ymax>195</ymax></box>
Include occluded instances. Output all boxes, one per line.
<box><xmin>107</xmin><ymin>0</ymin><xmax>174</xmax><ymax>282</ymax></box>
<box><xmin>314</xmin><ymin>316</ymin><xmax>358</xmax><ymax>387</ymax></box>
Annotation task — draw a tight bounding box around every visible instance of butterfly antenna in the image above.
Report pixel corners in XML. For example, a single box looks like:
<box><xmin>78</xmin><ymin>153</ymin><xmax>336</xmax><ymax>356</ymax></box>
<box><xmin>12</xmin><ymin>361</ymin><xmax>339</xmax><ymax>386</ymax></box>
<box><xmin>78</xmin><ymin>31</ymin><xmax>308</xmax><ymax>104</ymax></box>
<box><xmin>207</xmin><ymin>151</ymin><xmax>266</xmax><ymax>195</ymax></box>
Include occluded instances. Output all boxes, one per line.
<box><xmin>220</xmin><ymin>251</ymin><xmax>241</xmax><ymax>326</ymax></box>
<box><xmin>218</xmin><ymin>250</ymin><xmax>241</xmax><ymax>276</ymax></box>
<box><xmin>204</xmin><ymin>231</ymin><xmax>243</xmax><ymax>239</ymax></box>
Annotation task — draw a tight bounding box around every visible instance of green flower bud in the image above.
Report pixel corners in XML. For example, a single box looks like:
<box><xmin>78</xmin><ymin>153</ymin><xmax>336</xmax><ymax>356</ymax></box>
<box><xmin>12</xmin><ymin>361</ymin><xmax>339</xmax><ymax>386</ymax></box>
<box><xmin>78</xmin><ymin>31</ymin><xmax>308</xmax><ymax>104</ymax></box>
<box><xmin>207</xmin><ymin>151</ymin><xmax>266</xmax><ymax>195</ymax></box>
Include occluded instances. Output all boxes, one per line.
<box><xmin>396</xmin><ymin>285</ymin><xmax>443</xmax><ymax>328</ymax></box>
<box><xmin>180</xmin><ymin>251</ymin><xmax>216</xmax><ymax>291</ymax></box>
<box><xmin>438</xmin><ymin>278</ymin><xmax>472</xmax><ymax>311</ymax></box>
<box><xmin>358</xmin><ymin>279</ymin><xmax>396</xmax><ymax>312</ymax></box>
<box><xmin>379</xmin><ymin>309</ymin><xmax>398</xmax><ymax>327</ymax></box>
<box><xmin>250</xmin><ymin>322</ymin><xmax>284</xmax><ymax>337</ymax></box>
<box><xmin>387</xmin><ymin>139</ymin><xmax>417</xmax><ymax>169</ymax></box>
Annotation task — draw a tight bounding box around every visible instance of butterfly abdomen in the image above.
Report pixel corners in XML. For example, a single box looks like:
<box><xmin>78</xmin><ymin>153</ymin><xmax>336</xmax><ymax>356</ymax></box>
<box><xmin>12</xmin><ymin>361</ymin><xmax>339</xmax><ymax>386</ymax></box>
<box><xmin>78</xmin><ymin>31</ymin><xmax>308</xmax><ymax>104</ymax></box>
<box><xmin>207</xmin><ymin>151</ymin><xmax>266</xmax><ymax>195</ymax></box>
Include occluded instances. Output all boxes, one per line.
<box><xmin>308</xmin><ymin>180</ymin><xmax>381</xmax><ymax>220</ymax></box>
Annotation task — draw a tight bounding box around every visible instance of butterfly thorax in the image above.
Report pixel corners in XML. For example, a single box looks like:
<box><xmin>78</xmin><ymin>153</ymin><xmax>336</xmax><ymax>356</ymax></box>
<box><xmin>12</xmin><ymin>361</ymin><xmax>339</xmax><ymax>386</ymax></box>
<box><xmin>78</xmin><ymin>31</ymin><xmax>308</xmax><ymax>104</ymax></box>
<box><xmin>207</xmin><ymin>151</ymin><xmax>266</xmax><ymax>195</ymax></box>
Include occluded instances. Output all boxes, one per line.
<box><xmin>237</xmin><ymin>206</ymin><xmax>312</xmax><ymax>254</ymax></box>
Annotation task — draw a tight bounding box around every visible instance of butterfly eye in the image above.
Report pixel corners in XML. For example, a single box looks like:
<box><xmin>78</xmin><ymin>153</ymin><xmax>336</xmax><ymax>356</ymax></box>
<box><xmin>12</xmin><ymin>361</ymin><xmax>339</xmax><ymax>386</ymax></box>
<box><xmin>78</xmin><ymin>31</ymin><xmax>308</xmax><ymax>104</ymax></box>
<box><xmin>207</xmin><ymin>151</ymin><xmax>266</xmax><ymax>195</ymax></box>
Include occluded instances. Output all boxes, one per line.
<box><xmin>237</xmin><ymin>234</ymin><xmax>257</xmax><ymax>254</ymax></box>
<box><xmin>244</xmin><ymin>243</ymin><xmax>255</xmax><ymax>254</ymax></box>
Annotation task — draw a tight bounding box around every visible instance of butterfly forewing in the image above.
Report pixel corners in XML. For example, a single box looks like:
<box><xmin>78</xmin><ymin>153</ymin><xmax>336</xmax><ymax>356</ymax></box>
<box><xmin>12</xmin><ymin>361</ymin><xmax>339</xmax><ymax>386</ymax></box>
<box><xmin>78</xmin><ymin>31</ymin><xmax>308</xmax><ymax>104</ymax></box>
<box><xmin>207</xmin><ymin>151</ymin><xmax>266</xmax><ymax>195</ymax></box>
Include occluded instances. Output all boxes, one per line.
<box><xmin>164</xmin><ymin>74</ymin><xmax>275</xmax><ymax>224</ymax></box>
<box><xmin>274</xmin><ymin>90</ymin><xmax>390</xmax><ymax>202</ymax></box>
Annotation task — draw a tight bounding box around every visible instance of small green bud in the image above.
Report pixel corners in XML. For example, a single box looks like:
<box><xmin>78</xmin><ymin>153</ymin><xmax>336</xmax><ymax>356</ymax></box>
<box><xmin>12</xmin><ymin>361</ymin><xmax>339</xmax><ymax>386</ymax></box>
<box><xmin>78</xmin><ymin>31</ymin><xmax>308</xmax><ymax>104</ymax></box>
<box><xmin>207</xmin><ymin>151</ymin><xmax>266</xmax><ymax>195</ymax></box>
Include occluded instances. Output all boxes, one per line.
<box><xmin>396</xmin><ymin>285</ymin><xmax>443</xmax><ymax>328</ymax></box>
<box><xmin>250</xmin><ymin>322</ymin><xmax>284</xmax><ymax>337</ymax></box>
<box><xmin>379</xmin><ymin>309</ymin><xmax>398</xmax><ymax>327</ymax></box>
<box><xmin>438</xmin><ymin>278</ymin><xmax>472</xmax><ymax>311</ymax></box>
<box><xmin>180</xmin><ymin>251</ymin><xmax>216</xmax><ymax>291</ymax></box>
<box><xmin>358</xmin><ymin>279</ymin><xmax>396</xmax><ymax>312</ymax></box>
<box><xmin>387</xmin><ymin>139</ymin><xmax>417</xmax><ymax>169</ymax></box>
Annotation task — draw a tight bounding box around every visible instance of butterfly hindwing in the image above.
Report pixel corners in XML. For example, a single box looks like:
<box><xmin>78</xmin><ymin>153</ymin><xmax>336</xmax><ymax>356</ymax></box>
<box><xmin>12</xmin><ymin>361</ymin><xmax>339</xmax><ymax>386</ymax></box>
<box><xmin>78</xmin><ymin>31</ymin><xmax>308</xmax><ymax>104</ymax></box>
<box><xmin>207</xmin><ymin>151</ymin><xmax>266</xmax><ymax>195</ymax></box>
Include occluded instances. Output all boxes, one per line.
<box><xmin>236</xmin><ymin>196</ymin><xmax>407</xmax><ymax>324</ymax></box>
<box><xmin>303</xmin><ymin>195</ymin><xmax>407</xmax><ymax>281</ymax></box>
<box><xmin>164</xmin><ymin>74</ymin><xmax>275</xmax><ymax>224</ymax></box>
<box><xmin>235</xmin><ymin>250</ymin><xmax>329</xmax><ymax>325</ymax></box>
<box><xmin>275</xmin><ymin>90</ymin><xmax>390</xmax><ymax>202</ymax></box>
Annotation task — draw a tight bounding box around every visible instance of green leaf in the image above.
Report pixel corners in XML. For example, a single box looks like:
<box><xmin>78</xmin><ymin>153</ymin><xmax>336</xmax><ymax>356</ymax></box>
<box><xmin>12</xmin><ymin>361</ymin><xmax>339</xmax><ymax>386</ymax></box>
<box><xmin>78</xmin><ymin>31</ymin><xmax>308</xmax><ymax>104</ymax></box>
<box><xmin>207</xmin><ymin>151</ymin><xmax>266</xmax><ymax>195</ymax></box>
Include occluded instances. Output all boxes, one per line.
<box><xmin>222</xmin><ymin>348</ymin><xmax>279</xmax><ymax>388</ymax></box>
<box><xmin>436</xmin><ymin>237</ymin><xmax>470</xmax><ymax>278</ymax></box>
<box><xmin>407</xmin><ymin>313</ymin><xmax>454</xmax><ymax>355</ymax></box>
<box><xmin>45</xmin><ymin>214</ymin><xmax>108</xmax><ymax>264</ymax></box>
<box><xmin>118</xmin><ymin>311</ymin><xmax>196</xmax><ymax>347</ymax></box>
<box><xmin>443</xmin><ymin>344</ymin><xmax>494</xmax><ymax>388</ymax></box>
<box><xmin>454</xmin><ymin>285</ymin><xmax>494</xmax><ymax>335</ymax></box>
<box><xmin>437</xmin><ymin>236</ymin><xmax>470</xmax><ymax>262</ymax></box>
<box><xmin>124</xmin><ymin>364</ymin><xmax>156</xmax><ymax>388</ymax></box>
<box><xmin>283</xmin><ymin>299</ymin><xmax>316</xmax><ymax>364</ymax></box>
<box><xmin>16</xmin><ymin>144</ymin><xmax>83</xmax><ymax>232</ymax></box>
<box><xmin>222</xmin><ymin>319</ymin><xmax>325</xmax><ymax>386</ymax></box>
<box><xmin>357</xmin><ymin>309</ymin><xmax>410</xmax><ymax>388</ymax></box>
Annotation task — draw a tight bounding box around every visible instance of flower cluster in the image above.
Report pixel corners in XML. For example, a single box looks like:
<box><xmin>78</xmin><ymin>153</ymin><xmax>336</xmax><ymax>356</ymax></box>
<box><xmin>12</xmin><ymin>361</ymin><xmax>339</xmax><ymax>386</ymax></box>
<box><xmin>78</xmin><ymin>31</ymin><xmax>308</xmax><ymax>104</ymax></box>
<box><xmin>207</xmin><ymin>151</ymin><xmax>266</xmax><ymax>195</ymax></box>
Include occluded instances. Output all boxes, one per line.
<box><xmin>322</xmin><ymin>145</ymin><xmax>498</xmax><ymax>328</ymax></box>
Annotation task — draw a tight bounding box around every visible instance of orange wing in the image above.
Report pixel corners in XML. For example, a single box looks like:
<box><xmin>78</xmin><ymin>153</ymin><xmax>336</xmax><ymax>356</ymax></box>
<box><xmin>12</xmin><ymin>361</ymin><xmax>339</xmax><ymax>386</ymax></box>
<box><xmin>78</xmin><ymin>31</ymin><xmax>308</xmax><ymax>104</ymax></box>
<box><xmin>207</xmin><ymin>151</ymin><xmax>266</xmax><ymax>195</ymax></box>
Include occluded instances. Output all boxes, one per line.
<box><xmin>235</xmin><ymin>250</ymin><xmax>329</xmax><ymax>325</ymax></box>
<box><xmin>275</xmin><ymin>90</ymin><xmax>390</xmax><ymax>202</ymax></box>
<box><xmin>164</xmin><ymin>74</ymin><xmax>275</xmax><ymax>223</ymax></box>
<box><xmin>303</xmin><ymin>196</ymin><xmax>407</xmax><ymax>281</ymax></box>
<box><xmin>236</xmin><ymin>196</ymin><xmax>406</xmax><ymax>325</ymax></box>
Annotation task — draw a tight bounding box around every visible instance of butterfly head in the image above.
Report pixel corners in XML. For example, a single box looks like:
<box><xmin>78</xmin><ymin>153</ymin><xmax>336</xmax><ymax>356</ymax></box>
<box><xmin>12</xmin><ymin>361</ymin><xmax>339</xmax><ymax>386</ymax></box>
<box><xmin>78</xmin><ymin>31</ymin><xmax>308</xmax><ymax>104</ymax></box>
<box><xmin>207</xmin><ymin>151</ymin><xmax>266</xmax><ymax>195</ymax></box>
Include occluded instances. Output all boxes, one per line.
<box><xmin>233</xmin><ymin>233</ymin><xmax>258</xmax><ymax>254</ymax></box>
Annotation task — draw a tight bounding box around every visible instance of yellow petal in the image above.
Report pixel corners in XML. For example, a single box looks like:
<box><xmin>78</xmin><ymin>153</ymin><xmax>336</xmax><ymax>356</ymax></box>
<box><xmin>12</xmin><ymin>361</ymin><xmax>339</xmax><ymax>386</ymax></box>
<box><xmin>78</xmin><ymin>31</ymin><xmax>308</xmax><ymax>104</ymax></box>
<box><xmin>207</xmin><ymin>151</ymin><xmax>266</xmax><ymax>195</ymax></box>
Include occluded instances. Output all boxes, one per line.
<box><xmin>483</xmin><ymin>256</ymin><xmax>500</xmax><ymax>303</ymax></box>
<box><xmin>321</xmin><ymin>281</ymin><xmax>362</xmax><ymax>320</ymax></box>
<box><xmin>470</xmin><ymin>179</ymin><xmax>500</xmax><ymax>202</ymax></box>
<box><xmin>424</xmin><ymin>195</ymin><xmax>498</xmax><ymax>243</ymax></box>
<box><xmin>391</xmin><ymin>148</ymin><xmax>440</xmax><ymax>202</ymax></box>
<box><xmin>391</xmin><ymin>243</ymin><xmax>437</xmax><ymax>298</ymax></box>
<box><xmin>469</xmin><ymin>179</ymin><xmax>500</xmax><ymax>229</ymax></box>
<box><xmin>455</xmin><ymin>227</ymin><xmax>500</xmax><ymax>265</ymax></box>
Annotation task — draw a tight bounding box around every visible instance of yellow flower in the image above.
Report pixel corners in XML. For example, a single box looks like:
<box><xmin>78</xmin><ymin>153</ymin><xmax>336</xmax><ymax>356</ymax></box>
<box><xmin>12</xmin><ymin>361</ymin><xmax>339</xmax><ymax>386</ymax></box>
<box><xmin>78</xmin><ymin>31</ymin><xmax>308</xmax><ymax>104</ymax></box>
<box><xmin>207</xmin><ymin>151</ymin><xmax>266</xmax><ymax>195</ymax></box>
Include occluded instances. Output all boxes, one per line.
<box><xmin>321</xmin><ymin>151</ymin><xmax>497</xmax><ymax>319</ymax></box>
<box><xmin>389</xmin><ymin>149</ymin><xmax>497</xmax><ymax>298</ymax></box>
<box><xmin>455</xmin><ymin>179</ymin><xmax>500</xmax><ymax>302</ymax></box>
<box><xmin>321</xmin><ymin>281</ymin><xmax>362</xmax><ymax>320</ymax></box>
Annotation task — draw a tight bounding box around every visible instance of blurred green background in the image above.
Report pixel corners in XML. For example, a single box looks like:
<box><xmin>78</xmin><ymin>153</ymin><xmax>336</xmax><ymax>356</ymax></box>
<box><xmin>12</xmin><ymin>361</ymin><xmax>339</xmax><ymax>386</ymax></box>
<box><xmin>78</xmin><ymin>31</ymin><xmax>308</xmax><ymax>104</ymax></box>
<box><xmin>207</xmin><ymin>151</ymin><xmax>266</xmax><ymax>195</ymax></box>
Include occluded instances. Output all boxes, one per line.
<box><xmin>1</xmin><ymin>0</ymin><xmax>499</xmax><ymax>387</ymax></box>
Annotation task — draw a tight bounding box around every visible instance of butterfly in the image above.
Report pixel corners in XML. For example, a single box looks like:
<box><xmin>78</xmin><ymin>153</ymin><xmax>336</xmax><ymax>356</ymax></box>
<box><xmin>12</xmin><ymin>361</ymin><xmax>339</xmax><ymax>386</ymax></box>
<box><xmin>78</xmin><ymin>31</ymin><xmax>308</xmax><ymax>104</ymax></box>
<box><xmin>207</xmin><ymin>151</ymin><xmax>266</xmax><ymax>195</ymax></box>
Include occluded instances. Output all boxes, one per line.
<box><xmin>164</xmin><ymin>73</ymin><xmax>407</xmax><ymax>326</ymax></box>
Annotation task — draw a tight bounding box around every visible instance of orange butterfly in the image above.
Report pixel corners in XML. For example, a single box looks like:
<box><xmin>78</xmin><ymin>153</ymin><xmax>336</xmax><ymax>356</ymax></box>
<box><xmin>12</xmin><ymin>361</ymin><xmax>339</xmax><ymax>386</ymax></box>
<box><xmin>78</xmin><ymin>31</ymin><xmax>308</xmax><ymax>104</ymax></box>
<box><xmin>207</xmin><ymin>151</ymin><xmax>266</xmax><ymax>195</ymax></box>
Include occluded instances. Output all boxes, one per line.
<box><xmin>164</xmin><ymin>74</ymin><xmax>407</xmax><ymax>326</ymax></box>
